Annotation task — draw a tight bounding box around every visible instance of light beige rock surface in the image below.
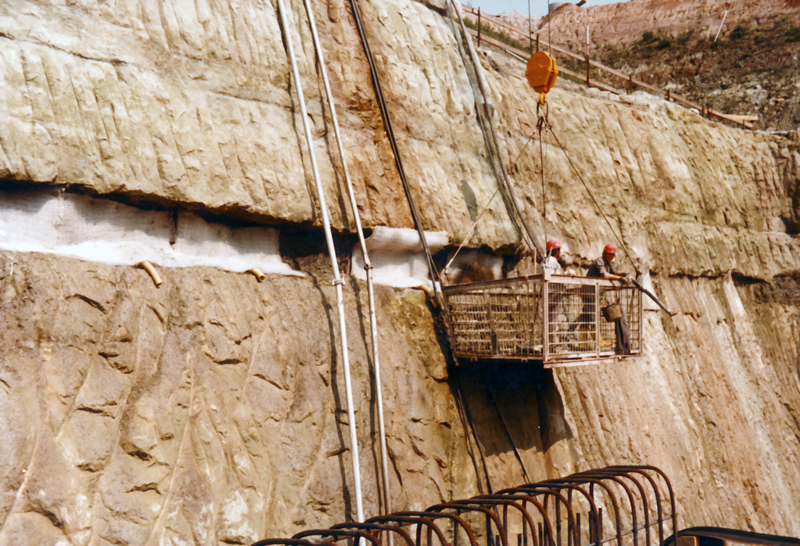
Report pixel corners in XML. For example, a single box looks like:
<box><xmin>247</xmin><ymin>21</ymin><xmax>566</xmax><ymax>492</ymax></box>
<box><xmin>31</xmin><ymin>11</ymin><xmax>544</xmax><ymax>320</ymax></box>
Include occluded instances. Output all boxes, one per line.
<box><xmin>1</xmin><ymin>0</ymin><xmax>800</xmax><ymax>544</ymax></box>
<box><xmin>0</xmin><ymin>0</ymin><xmax>521</xmax><ymax>247</ymax></box>
<box><xmin>0</xmin><ymin>254</ymin><xmax>476</xmax><ymax>545</ymax></box>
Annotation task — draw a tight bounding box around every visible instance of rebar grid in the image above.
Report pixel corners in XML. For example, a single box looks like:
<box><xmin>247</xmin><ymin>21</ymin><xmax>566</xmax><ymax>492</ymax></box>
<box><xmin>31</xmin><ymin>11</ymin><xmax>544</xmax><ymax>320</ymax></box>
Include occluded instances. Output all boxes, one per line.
<box><xmin>251</xmin><ymin>466</ymin><xmax>677</xmax><ymax>546</ymax></box>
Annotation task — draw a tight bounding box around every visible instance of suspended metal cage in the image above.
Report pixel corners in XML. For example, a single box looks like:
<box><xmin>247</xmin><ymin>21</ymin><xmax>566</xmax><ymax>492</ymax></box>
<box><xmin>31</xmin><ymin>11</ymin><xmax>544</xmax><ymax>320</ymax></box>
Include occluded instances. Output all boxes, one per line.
<box><xmin>442</xmin><ymin>275</ymin><xmax>642</xmax><ymax>367</ymax></box>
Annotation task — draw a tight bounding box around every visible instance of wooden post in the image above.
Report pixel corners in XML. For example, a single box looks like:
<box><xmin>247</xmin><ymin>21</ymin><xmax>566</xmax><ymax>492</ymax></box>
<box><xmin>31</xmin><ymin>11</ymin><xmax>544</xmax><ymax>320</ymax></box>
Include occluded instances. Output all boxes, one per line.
<box><xmin>536</xmin><ymin>33</ymin><xmax>540</xmax><ymax>52</ymax></box>
<box><xmin>666</xmin><ymin>89</ymin><xmax>671</xmax><ymax>102</ymax></box>
<box><xmin>528</xmin><ymin>0</ymin><xmax>533</xmax><ymax>52</ymax></box>
<box><xmin>477</xmin><ymin>8</ymin><xmax>482</xmax><ymax>48</ymax></box>
<box><xmin>585</xmin><ymin>53</ymin><xmax>590</xmax><ymax>88</ymax></box>
<box><xmin>628</xmin><ymin>74</ymin><xmax>633</xmax><ymax>94</ymax></box>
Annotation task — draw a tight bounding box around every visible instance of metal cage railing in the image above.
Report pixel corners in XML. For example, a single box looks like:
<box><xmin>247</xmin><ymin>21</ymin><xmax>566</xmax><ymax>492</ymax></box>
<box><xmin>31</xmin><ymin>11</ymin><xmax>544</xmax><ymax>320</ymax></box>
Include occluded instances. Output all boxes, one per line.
<box><xmin>442</xmin><ymin>275</ymin><xmax>642</xmax><ymax>366</ymax></box>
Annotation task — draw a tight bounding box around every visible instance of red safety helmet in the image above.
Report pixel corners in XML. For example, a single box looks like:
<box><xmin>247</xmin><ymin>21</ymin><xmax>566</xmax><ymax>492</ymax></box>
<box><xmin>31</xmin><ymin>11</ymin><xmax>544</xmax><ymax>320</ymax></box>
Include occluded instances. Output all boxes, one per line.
<box><xmin>546</xmin><ymin>238</ymin><xmax>562</xmax><ymax>252</ymax></box>
<box><xmin>603</xmin><ymin>243</ymin><xmax>617</xmax><ymax>255</ymax></box>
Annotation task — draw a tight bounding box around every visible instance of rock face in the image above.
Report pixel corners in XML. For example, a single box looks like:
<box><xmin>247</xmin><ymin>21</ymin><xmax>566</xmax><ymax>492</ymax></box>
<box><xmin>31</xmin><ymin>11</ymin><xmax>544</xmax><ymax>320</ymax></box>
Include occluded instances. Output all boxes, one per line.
<box><xmin>1</xmin><ymin>0</ymin><xmax>800</xmax><ymax>544</ymax></box>
<box><xmin>0</xmin><ymin>254</ymin><xmax>475</xmax><ymax>545</ymax></box>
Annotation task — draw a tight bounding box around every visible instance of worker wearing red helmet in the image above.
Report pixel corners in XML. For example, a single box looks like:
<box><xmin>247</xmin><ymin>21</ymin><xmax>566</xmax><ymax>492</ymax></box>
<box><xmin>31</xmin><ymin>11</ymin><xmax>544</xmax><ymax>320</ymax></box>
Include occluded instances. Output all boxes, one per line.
<box><xmin>544</xmin><ymin>237</ymin><xmax>564</xmax><ymax>275</ymax></box>
<box><xmin>587</xmin><ymin>243</ymin><xmax>632</xmax><ymax>355</ymax></box>
<box><xmin>587</xmin><ymin>243</ymin><xmax>629</xmax><ymax>282</ymax></box>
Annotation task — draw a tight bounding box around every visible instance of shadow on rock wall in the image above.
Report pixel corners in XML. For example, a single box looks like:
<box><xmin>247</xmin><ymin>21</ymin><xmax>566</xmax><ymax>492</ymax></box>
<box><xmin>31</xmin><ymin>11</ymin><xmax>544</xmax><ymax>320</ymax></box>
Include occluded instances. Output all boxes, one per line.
<box><xmin>448</xmin><ymin>362</ymin><xmax>578</xmax><ymax>485</ymax></box>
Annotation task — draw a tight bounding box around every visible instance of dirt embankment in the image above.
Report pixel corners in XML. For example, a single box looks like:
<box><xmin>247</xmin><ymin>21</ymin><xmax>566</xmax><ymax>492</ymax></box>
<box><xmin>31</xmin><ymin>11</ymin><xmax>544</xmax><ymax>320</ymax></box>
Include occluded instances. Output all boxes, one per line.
<box><xmin>499</xmin><ymin>0</ymin><xmax>800</xmax><ymax>130</ymax></box>
<box><xmin>594</xmin><ymin>16</ymin><xmax>800</xmax><ymax>130</ymax></box>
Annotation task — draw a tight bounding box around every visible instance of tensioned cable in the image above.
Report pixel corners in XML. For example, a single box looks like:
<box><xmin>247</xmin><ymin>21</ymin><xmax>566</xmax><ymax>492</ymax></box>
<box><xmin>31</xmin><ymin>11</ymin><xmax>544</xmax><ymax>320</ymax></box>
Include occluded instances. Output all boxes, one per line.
<box><xmin>546</xmin><ymin>124</ymin><xmax>639</xmax><ymax>274</ymax></box>
<box><xmin>449</xmin><ymin>0</ymin><xmax>546</xmax><ymax>263</ymax></box>
<box><xmin>487</xmin><ymin>383</ymin><xmax>532</xmax><ymax>484</ymax></box>
<box><xmin>300</xmin><ymin>0</ymin><xmax>392</xmax><ymax>521</ymax></box>
<box><xmin>538</xmin><ymin>104</ymin><xmax>547</xmax><ymax>239</ymax></box>
<box><xmin>452</xmin><ymin>370</ymin><xmax>487</xmax><ymax>496</ymax></box>
<box><xmin>454</xmin><ymin>371</ymin><xmax>493</xmax><ymax>495</ymax></box>
<box><xmin>441</xmin><ymin>185</ymin><xmax>501</xmax><ymax>276</ymax></box>
<box><xmin>276</xmin><ymin>0</ymin><xmax>365</xmax><ymax>523</ymax></box>
<box><xmin>346</xmin><ymin>0</ymin><xmax>441</xmax><ymax>293</ymax></box>
<box><xmin>441</xmin><ymin>128</ymin><xmax>542</xmax><ymax>274</ymax></box>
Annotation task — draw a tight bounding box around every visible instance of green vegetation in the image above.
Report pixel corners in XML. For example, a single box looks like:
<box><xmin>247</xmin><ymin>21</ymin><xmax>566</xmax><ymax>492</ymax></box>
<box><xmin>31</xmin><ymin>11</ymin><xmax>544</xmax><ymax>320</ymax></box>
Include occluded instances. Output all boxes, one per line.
<box><xmin>605</xmin><ymin>48</ymin><xmax>625</xmax><ymax>67</ymax></box>
<box><xmin>558</xmin><ymin>57</ymin><xmax>607</xmax><ymax>86</ymax></box>
<box><xmin>675</xmin><ymin>28</ymin><xmax>695</xmax><ymax>47</ymax></box>
<box><xmin>729</xmin><ymin>23</ymin><xmax>748</xmax><ymax>40</ymax></box>
<box><xmin>462</xmin><ymin>18</ymin><xmax>531</xmax><ymax>53</ymax></box>
<box><xmin>638</xmin><ymin>30</ymin><xmax>676</xmax><ymax>58</ymax></box>
<box><xmin>784</xmin><ymin>22</ymin><xmax>800</xmax><ymax>42</ymax></box>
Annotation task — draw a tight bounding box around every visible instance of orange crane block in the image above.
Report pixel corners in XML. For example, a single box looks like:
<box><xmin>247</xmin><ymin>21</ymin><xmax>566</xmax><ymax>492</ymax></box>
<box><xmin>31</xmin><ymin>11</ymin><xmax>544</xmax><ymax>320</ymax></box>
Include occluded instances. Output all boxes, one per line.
<box><xmin>526</xmin><ymin>51</ymin><xmax>558</xmax><ymax>104</ymax></box>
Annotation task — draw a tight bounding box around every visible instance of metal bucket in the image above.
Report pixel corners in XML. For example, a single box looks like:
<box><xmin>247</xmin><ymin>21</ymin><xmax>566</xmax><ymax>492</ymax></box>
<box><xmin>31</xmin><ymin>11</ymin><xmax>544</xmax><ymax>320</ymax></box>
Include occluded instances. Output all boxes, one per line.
<box><xmin>602</xmin><ymin>302</ymin><xmax>623</xmax><ymax>322</ymax></box>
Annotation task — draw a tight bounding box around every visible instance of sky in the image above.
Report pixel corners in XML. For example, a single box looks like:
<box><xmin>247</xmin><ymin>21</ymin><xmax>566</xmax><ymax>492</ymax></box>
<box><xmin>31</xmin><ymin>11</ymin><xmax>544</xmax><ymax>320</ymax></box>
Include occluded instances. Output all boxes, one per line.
<box><xmin>463</xmin><ymin>0</ymin><xmax>629</xmax><ymax>17</ymax></box>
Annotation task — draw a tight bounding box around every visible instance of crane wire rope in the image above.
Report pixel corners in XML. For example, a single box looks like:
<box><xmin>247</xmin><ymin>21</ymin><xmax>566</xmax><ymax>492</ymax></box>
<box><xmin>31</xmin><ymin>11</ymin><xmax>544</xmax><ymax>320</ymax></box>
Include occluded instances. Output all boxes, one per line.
<box><xmin>443</xmin><ymin>105</ymin><xmax>556</xmax><ymax>274</ymax></box>
<box><xmin>299</xmin><ymin>0</ymin><xmax>392</xmax><ymax>522</ymax></box>
<box><xmin>347</xmin><ymin>0</ymin><xmax>442</xmax><ymax>296</ymax></box>
<box><xmin>544</xmin><ymin>122</ymin><xmax>639</xmax><ymax>274</ymax></box>
<box><xmin>547</xmin><ymin>0</ymin><xmax>553</xmax><ymax>57</ymax></box>
<box><xmin>449</xmin><ymin>0</ymin><xmax>546</xmax><ymax>263</ymax></box>
<box><xmin>440</xmin><ymin>125</ymin><xmax>544</xmax><ymax>276</ymax></box>
<box><xmin>538</xmin><ymin>102</ymin><xmax>548</xmax><ymax>242</ymax></box>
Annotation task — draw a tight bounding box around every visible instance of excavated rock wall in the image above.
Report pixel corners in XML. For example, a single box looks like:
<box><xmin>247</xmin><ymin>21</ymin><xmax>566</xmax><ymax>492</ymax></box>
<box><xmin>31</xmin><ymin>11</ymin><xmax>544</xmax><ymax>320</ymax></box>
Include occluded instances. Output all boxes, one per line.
<box><xmin>0</xmin><ymin>254</ymin><xmax>475</xmax><ymax>545</ymax></box>
<box><xmin>1</xmin><ymin>0</ymin><xmax>800</xmax><ymax>544</ymax></box>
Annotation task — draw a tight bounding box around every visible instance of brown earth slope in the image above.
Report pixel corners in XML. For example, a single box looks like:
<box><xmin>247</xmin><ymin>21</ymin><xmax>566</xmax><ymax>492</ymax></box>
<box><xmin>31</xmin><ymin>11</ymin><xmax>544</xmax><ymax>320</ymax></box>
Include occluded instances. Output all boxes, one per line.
<box><xmin>496</xmin><ymin>0</ymin><xmax>800</xmax><ymax>130</ymax></box>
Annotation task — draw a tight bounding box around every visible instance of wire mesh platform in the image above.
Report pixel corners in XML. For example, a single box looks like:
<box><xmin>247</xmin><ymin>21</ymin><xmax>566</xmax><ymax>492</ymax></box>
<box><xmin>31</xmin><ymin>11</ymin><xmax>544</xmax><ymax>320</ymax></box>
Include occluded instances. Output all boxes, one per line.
<box><xmin>442</xmin><ymin>274</ymin><xmax>642</xmax><ymax>367</ymax></box>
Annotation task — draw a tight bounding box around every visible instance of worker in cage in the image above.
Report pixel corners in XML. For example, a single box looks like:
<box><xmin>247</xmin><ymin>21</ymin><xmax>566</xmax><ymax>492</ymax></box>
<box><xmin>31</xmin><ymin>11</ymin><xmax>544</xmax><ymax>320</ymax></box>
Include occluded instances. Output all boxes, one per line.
<box><xmin>544</xmin><ymin>238</ymin><xmax>571</xmax><ymax>353</ymax></box>
<box><xmin>544</xmin><ymin>238</ymin><xmax>564</xmax><ymax>276</ymax></box>
<box><xmin>587</xmin><ymin>244</ymin><xmax>632</xmax><ymax>355</ymax></box>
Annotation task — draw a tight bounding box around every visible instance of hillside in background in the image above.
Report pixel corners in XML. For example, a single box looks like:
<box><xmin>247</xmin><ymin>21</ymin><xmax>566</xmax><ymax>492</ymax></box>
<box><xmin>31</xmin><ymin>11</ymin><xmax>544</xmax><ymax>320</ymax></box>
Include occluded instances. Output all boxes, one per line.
<box><xmin>494</xmin><ymin>0</ymin><xmax>800</xmax><ymax>131</ymax></box>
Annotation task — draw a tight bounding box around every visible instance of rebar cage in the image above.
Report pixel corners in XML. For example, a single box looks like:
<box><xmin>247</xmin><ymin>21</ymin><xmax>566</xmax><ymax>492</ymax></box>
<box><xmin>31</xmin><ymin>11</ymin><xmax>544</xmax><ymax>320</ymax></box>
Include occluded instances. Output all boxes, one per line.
<box><xmin>442</xmin><ymin>275</ymin><xmax>642</xmax><ymax>366</ymax></box>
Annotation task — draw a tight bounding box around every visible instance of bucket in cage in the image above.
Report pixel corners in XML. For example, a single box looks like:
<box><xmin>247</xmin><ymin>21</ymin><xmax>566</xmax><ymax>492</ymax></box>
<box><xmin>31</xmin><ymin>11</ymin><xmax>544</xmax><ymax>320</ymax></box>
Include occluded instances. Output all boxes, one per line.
<box><xmin>602</xmin><ymin>302</ymin><xmax>623</xmax><ymax>322</ymax></box>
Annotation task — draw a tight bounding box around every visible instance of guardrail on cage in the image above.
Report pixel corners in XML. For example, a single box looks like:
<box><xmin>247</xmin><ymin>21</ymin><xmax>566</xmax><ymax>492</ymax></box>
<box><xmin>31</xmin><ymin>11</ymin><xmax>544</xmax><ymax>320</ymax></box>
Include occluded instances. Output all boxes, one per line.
<box><xmin>441</xmin><ymin>275</ymin><xmax>641</xmax><ymax>367</ymax></box>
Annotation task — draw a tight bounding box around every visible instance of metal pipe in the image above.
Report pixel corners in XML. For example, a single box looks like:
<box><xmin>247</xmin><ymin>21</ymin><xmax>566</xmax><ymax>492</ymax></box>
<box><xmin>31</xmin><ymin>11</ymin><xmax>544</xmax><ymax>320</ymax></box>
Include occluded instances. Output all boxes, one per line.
<box><xmin>138</xmin><ymin>261</ymin><xmax>162</xmax><ymax>286</ymax></box>
<box><xmin>275</xmin><ymin>0</ymin><xmax>364</xmax><ymax>523</ymax></box>
<box><xmin>299</xmin><ymin>0</ymin><xmax>391</xmax><ymax>522</ymax></box>
<box><xmin>331</xmin><ymin>523</ymin><xmax>415</xmax><ymax>546</ymax></box>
